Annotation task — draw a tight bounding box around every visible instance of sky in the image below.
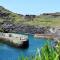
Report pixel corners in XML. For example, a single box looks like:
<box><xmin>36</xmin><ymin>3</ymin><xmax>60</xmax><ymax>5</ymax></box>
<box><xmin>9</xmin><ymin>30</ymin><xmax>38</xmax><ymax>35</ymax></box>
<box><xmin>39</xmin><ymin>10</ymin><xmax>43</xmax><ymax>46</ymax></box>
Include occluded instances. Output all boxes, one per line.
<box><xmin>0</xmin><ymin>0</ymin><xmax>60</xmax><ymax>15</ymax></box>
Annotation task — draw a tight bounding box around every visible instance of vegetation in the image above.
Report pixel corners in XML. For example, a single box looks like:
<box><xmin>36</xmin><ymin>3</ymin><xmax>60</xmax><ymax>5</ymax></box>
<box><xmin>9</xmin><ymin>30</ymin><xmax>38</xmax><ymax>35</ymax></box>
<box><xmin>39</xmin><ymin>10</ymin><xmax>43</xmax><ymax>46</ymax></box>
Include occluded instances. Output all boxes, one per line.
<box><xmin>0</xmin><ymin>6</ymin><xmax>24</xmax><ymax>24</ymax></box>
<box><xmin>18</xmin><ymin>41</ymin><xmax>60</xmax><ymax>60</ymax></box>
<box><xmin>0</xmin><ymin>6</ymin><xmax>60</xmax><ymax>26</ymax></box>
<box><xmin>24</xmin><ymin>17</ymin><xmax>60</xmax><ymax>26</ymax></box>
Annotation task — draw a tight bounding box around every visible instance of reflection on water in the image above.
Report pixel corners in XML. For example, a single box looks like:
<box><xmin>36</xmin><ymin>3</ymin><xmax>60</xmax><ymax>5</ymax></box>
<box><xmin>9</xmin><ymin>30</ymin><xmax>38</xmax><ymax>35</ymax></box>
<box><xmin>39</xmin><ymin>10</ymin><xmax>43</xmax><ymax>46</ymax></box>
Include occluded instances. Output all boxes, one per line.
<box><xmin>0</xmin><ymin>34</ymin><xmax>53</xmax><ymax>60</ymax></box>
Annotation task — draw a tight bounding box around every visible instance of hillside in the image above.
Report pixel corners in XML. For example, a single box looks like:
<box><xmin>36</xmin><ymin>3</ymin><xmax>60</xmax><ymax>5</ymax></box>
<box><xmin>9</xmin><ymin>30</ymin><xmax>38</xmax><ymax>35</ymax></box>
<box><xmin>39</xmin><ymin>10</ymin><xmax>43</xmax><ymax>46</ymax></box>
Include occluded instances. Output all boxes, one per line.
<box><xmin>0</xmin><ymin>6</ymin><xmax>25</xmax><ymax>24</ymax></box>
<box><xmin>0</xmin><ymin>6</ymin><xmax>60</xmax><ymax>27</ymax></box>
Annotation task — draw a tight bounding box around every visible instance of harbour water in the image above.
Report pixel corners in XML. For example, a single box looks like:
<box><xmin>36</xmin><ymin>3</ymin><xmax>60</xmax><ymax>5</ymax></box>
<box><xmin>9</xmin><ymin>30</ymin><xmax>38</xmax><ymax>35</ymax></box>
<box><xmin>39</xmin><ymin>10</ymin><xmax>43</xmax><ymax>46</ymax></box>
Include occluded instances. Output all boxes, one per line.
<box><xmin>0</xmin><ymin>34</ymin><xmax>53</xmax><ymax>60</ymax></box>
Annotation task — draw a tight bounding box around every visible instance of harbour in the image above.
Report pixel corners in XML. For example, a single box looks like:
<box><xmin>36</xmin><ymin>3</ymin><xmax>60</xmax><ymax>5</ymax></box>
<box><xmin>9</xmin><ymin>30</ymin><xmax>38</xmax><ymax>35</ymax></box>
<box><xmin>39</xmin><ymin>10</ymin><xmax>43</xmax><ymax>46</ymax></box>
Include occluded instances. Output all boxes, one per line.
<box><xmin>0</xmin><ymin>34</ymin><xmax>53</xmax><ymax>60</ymax></box>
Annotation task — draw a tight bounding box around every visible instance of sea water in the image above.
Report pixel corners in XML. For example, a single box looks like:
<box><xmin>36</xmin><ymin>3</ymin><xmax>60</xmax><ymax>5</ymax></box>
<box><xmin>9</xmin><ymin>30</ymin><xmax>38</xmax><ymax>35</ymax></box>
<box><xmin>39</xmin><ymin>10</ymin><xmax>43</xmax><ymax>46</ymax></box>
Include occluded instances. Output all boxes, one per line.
<box><xmin>0</xmin><ymin>34</ymin><xmax>53</xmax><ymax>60</ymax></box>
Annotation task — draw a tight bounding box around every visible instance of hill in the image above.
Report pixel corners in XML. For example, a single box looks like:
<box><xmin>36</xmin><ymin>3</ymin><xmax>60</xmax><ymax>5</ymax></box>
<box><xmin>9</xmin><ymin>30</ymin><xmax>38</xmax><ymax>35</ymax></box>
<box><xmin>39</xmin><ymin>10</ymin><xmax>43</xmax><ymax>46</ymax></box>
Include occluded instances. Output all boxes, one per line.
<box><xmin>0</xmin><ymin>6</ymin><xmax>25</xmax><ymax>24</ymax></box>
<box><xmin>0</xmin><ymin>6</ymin><xmax>60</xmax><ymax>27</ymax></box>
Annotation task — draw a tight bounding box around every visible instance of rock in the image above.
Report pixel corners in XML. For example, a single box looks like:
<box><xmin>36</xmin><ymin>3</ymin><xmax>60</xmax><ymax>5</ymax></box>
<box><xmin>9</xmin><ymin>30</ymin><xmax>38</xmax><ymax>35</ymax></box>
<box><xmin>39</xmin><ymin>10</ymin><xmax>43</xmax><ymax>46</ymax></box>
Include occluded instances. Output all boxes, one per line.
<box><xmin>1</xmin><ymin>22</ymin><xmax>47</xmax><ymax>34</ymax></box>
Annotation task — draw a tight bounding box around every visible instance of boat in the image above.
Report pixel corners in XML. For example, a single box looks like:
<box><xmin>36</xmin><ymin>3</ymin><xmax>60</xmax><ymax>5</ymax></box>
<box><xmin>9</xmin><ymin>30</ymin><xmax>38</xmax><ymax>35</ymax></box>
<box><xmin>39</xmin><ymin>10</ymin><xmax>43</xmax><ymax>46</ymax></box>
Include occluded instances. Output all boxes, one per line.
<box><xmin>0</xmin><ymin>33</ymin><xmax>29</xmax><ymax>49</ymax></box>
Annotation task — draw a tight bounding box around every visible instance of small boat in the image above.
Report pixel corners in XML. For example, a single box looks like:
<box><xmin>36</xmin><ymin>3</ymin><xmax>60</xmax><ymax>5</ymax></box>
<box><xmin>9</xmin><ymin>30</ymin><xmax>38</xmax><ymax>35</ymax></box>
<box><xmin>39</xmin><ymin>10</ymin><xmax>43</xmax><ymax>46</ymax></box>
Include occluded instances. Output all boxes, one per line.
<box><xmin>0</xmin><ymin>33</ymin><xmax>29</xmax><ymax>49</ymax></box>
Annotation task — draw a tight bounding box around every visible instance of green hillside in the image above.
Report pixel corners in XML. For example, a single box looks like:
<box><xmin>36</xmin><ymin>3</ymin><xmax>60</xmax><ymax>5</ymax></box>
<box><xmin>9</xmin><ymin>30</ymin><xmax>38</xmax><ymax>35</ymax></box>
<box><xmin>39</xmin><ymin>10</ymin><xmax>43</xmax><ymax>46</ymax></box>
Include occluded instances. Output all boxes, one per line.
<box><xmin>0</xmin><ymin>6</ymin><xmax>24</xmax><ymax>24</ymax></box>
<box><xmin>0</xmin><ymin>6</ymin><xmax>60</xmax><ymax>27</ymax></box>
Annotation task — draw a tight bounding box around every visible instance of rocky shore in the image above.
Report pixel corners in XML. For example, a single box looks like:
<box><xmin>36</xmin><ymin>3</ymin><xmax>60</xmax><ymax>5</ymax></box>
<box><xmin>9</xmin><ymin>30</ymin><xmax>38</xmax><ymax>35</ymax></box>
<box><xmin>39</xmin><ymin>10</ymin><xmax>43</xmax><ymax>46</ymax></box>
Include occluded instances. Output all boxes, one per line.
<box><xmin>0</xmin><ymin>22</ymin><xmax>47</xmax><ymax>34</ymax></box>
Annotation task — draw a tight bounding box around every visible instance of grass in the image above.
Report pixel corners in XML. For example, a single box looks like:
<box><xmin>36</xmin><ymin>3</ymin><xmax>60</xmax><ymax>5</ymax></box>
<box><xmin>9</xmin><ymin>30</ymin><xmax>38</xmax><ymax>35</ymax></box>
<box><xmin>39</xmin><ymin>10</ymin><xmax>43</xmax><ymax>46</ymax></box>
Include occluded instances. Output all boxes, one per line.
<box><xmin>23</xmin><ymin>17</ymin><xmax>60</xmax><ymax>27</ymax></box>
<box><xmin>1</xmin><ymin>6</ymin><xmax>60</xmax><ymax>27</ymax></box>
<box><xmin>18</xmin><ymin>41</ymin><xmax>60</xmax><ymax>60</ymax></box>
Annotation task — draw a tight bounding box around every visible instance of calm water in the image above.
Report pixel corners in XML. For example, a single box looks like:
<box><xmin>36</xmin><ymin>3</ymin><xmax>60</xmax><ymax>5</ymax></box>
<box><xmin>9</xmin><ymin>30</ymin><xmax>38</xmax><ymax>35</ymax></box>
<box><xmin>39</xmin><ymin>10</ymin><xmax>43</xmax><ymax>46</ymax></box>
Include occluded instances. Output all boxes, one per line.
<box><xmin>0</xmin><ymin>34</ymin><xmax>53</xmax><ymax>60</ymax></box>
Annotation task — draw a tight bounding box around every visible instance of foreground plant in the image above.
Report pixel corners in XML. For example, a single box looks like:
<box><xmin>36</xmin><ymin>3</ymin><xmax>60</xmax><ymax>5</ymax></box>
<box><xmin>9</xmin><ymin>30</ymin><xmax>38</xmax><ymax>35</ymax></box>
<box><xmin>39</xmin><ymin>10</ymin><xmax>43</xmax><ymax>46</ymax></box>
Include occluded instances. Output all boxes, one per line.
<box><xmin>18</xmin><ymin>41</ymin><xmax>60</xmax><ymax>60</ymax></box>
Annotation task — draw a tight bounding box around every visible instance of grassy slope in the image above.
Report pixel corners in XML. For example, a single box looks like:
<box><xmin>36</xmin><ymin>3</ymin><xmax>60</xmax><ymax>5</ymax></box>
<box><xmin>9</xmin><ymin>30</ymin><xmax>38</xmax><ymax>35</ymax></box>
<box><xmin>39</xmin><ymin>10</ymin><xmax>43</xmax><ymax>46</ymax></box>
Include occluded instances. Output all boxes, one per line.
<box><xmin>0</xmin><ymin>6</ymin><xmax>60</xmax><ymax>27</ymax></box>
<box><xmin>24</xmin><ymin>15</ymin><xmax>60</xmax><ymax>27</ymax></box>
<box><xmin>0</xmin><ymin>6</ymin><xmax>24</xmax><ymax>24</ymax></box>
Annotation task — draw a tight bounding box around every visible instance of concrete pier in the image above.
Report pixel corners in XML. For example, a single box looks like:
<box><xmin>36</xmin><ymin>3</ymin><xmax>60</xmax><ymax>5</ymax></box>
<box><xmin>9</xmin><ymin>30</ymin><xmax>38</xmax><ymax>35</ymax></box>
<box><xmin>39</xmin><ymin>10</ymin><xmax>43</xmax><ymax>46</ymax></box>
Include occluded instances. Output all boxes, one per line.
<box><xmin>0</xmin><ymin>33</ymin><xmax>29</xmax><ymax>49</ymax></box>
<box><xmin>34</xmin><ymin>34</ymin><xmax>55</xmax><ymax>39</ymax></box>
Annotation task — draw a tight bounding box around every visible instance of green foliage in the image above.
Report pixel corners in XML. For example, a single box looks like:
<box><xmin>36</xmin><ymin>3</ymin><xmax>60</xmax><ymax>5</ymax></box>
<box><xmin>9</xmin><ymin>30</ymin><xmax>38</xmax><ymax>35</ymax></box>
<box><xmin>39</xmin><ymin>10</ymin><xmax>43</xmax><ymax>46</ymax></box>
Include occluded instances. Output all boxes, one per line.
<box><xmin>55</xmin><ymin>41</ymin><xmax>60</xmax><ymax>56</ymax></box>
<box><xmin>18</xmin><ymin>41</ymin><xmax>60</xmax><ymax>60</ymax></box>
<box><xmin>24</xmin><ymin>17</ymin><xmax>60</xmax><ymax>26</ymax></box>
<box><xmin>0</xmin><ymin>6</ymin><xmax>24</xmax><ymax>24</ymax></box>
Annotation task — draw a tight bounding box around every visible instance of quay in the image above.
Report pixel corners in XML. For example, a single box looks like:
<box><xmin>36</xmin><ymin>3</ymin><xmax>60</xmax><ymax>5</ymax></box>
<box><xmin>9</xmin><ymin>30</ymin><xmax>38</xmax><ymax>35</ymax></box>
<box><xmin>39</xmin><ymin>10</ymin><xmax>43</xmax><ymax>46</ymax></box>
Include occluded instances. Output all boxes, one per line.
<box><xmin>0</xmin><ymin>33</ymin><xmax>29</xmax><ymax>49</ymax></box>
<box><xmin>34</xmin><ymin>27</ymin><xmax>60</xmax><ymax>40</ymax></box>
<box><xmin>34</xmin><ymin>34</ymin><xmax>56</xmax><ymax>39</ymax></box>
